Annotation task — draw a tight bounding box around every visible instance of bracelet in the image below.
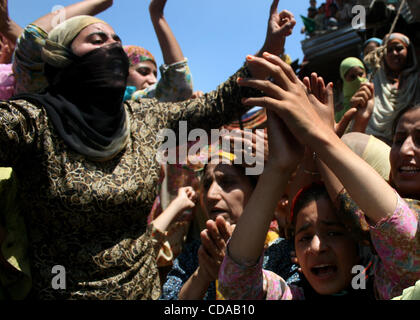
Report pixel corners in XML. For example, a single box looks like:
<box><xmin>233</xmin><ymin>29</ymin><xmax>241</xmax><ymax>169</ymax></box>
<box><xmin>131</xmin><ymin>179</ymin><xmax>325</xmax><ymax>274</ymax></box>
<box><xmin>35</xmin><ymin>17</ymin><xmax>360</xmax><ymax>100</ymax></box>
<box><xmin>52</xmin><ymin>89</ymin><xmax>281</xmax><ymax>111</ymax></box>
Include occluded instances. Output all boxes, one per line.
<box><xmin>303</xmin><ymin>169</ymin><xmax>320</xmax><ymax>176</ymax></box>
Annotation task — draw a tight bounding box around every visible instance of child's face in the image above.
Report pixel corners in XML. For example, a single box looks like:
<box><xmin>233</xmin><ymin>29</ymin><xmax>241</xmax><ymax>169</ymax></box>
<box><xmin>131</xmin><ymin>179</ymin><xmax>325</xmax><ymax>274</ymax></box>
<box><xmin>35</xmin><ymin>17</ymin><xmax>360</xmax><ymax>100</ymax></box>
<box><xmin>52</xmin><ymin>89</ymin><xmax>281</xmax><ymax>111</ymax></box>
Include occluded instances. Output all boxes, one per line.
<box><xmin>294</xmin><ymin>197</ymin><xmax>359</xmax><ymax>295</ymax></box>
<box><xmin>344</xmin><ymin>66</ymin><xmax>366</xmax><ymax>82</ymax></box>
<box><xmin>127</xmin><ymin>60</ymin><xmax>157</xmax><ymax>90</ymax></box>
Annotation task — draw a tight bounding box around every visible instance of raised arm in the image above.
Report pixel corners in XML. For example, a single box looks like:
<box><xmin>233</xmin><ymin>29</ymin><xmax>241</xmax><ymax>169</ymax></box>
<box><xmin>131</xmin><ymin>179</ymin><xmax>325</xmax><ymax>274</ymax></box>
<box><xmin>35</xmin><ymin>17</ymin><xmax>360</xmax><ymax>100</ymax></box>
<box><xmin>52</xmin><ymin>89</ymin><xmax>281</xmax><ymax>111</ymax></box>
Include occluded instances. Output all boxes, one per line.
<box><xmin>151</xmin><ymin>186</ymin><xmax>196</xmax><ymax>233</ymax></box>
<box><xmin>178</xmin><ymin>216</ymin><xmax>232</xmax><ymax>300</ymax></box>
<box><xmin>0</xmin><ymin>0</ymin><xmax>23</xmax><ymax>43</ymax></box>
<box><xmin>32</xmin><ymin>0</ymin><xmax>114</xmax><ymax>33</ymax></box>
<box><xmin>238</xmin><ymin>53</ymin><xmax>397</xmax><ymax>225</ymax></box>
<box><xmin>149</xmin><ymin>0</ymin><xmax>183</xmax><ymax>66</ymax></box>
<box><xmin>248</xmin><ymin>0</ymin><xmax>296</xmax><ymax>80</ymax></box>
<box><xmin>228</xmin><ymin>110</ymin><xmax>303</xmax><ymax>267</ymax></box>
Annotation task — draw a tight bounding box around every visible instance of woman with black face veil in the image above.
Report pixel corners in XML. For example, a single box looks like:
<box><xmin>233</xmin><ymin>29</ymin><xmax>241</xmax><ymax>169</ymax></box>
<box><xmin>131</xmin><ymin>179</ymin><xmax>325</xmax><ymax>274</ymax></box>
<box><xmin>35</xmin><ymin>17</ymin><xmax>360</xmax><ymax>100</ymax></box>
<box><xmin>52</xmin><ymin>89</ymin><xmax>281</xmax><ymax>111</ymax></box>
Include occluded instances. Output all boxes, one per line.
<box><xmin>0</xmin><ymin>0</ymin><xmax>296</xmax><ymax>300</ymax></box>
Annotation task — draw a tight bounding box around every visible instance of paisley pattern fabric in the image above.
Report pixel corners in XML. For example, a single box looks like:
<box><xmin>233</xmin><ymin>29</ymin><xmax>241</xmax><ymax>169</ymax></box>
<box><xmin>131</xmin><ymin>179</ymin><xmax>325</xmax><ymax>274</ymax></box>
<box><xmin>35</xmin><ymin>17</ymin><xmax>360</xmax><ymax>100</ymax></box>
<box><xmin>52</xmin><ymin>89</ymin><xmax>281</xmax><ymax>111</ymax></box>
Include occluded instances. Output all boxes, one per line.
<box><xmin>0</xmin><ymin>65</ymin><xmax>256</xmax><ymax>299</ymax></box>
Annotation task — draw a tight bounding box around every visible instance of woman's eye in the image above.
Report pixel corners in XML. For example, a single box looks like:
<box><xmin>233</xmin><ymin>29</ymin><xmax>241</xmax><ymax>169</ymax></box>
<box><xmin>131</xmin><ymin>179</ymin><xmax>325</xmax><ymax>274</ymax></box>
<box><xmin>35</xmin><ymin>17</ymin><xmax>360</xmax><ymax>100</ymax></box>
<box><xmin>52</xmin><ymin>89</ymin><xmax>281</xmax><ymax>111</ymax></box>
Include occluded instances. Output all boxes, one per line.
<box><xmin>393</xmin><ymin>135</ymin><xmax>406</xmax><ymax>146</ymax></box>
<box><xmin>220</xmin><ymin>178</ymin><xmax>236</xmax><ymax>188</ymax></box>
<box><xmin>299</xmin><ymin>235</ymin><xmax>312</xmax><ymax>242</ymax></box>
<box><xmin>137</xmin><ymin>68</ymin><xmax>150</xmax><ymax>76</ymax></box>
<box><xmin>413</xmin><ymin>133</ymin><xmax>420</xmax><ymax>147</ymax></box>
<box><xmin>91</xmin><ymin>38</ymin><xmax>104</xmax><ymax>44</ymax></box>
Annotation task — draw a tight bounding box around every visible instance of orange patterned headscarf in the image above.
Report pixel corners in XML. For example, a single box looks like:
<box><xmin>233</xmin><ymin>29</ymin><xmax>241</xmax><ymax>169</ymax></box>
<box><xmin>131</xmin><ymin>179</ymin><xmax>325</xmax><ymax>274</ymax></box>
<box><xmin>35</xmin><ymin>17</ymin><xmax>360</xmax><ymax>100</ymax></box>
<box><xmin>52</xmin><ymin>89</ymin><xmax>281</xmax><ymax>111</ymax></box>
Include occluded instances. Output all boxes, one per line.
<box><xmin>123</xmin><ymin>45</ymin><xmax>156</xmax><ymax>67</ymax></box>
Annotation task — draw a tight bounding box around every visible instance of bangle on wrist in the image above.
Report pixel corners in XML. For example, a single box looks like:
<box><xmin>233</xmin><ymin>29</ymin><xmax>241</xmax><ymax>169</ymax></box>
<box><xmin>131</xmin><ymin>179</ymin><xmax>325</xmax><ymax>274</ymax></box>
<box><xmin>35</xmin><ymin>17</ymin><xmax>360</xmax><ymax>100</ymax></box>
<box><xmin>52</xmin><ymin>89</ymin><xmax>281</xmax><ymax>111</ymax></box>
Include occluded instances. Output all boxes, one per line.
<box><xmin>303</xmin><ymin>169</ymin><xmax>320</xmax><ymax>176</ymax></box>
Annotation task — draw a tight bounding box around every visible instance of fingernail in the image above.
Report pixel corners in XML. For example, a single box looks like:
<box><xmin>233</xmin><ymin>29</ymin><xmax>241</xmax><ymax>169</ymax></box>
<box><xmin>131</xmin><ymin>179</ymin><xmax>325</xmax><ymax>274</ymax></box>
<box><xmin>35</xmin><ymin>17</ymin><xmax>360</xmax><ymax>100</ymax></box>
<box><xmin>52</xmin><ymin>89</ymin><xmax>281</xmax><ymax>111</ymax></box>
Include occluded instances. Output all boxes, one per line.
<box><xmin>246</xmin><ymin>55</ymin><xmax>254</xmax><ymax>61</ymax></box>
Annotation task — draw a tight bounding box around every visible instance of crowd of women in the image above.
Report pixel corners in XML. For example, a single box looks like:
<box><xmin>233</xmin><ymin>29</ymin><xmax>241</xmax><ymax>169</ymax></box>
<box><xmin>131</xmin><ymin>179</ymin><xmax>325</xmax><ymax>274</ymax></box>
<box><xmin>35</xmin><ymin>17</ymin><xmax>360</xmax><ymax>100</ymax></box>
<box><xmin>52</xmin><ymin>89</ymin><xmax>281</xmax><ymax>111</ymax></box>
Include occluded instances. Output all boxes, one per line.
<box><xmin>0</xmin><ymin>0</ymin><xmax>419</xmax><ymax>300</ymax></box>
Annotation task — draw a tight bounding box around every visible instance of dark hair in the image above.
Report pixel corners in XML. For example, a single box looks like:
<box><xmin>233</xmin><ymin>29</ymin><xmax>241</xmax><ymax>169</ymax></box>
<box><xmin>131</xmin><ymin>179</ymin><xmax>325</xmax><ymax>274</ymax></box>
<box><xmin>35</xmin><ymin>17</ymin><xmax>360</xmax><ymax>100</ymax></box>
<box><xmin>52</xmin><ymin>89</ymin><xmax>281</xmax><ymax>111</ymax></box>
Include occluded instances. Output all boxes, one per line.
<box><xmin>290</xmin><ymin>182</ymin><xmax>330</xmax><ymax>228</ymax></box>
<box><xmin>391</xmin><ymin>102</ymin><xmax>420</xmax><ymax>137</ymax></box>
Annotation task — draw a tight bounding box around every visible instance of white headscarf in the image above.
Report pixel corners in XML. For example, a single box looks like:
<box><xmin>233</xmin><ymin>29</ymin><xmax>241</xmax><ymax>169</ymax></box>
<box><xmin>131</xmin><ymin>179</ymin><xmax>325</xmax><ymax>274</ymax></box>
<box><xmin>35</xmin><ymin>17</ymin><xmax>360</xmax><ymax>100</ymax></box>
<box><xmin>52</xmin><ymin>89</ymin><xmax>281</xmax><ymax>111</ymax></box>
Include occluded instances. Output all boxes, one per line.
<box><xmin>365</xmin><ymin>33</ymin><xmax>420</xmax><ymax>144</ymax></box>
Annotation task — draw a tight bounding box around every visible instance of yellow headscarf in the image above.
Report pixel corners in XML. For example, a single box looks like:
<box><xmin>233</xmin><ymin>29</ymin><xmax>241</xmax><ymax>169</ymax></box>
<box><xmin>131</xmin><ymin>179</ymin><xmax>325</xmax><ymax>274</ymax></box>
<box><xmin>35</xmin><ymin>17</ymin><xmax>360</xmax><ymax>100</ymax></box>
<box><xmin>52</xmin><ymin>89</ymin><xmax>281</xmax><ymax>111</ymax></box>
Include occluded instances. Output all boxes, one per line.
<box><xmin>41</xmin><ymin>15</ymin><xmax>109</xmax><ymax>68</ymax></box>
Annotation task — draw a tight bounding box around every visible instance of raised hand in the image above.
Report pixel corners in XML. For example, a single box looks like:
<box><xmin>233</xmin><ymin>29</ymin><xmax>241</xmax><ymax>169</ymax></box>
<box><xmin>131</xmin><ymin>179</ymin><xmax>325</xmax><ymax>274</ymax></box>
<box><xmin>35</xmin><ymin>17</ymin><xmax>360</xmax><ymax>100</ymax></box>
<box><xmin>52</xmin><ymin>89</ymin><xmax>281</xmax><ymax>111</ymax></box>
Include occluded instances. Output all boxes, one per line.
<box><xmin>0</xmin><ymin>0</ymin><xmax>9</xmax><ymax>30</ymax></box>
<box><xmin>239</xmin><ymin>52</ymin><xmax>329</xmax><ymax>148</ymax></box>
<box><xmin>350</xmin><ymin>82</ymin><xmax>375</xmax><ymax>133</ymax></box>
<box><xmin>222</xmin><ymin>128</ymin><xmax>268</xmax><ymax>167</ymax></box>
<box><xmin>149</xmin><ymin>0</ymin><xmax>167</xmax><ymax>15</ymax></box>
<box><xmin>0</xmin><ymin>0</ymin><xmax>22</xmax><ymax>43</ymax></box>
<box><xmin>261</xmin><ymin>0</ymin><xmax>296</xmax><ymax>56</ymax></box>
<box><xmin>178</xmin><ymin>215</ymin><xmax>233</xmax><ymax>299</ymax></box>
<box><xmin>303</xmin><ymin>72</ymin><xmax>357</xmax><ymax>137</ymax></box>
<box><xmin>175</xmin><ymin>186</ymin><xmax>197</xmax><ymax>211</ymax></box>
<box><xmin>198</xmin><ymin>215</ymin><xmax>233</xmax><ymax>282</ymax></box>
<box><xmin>248</xmin><ymin>0</ymin><xmax>295</xmax><ymax>80</ymax></box>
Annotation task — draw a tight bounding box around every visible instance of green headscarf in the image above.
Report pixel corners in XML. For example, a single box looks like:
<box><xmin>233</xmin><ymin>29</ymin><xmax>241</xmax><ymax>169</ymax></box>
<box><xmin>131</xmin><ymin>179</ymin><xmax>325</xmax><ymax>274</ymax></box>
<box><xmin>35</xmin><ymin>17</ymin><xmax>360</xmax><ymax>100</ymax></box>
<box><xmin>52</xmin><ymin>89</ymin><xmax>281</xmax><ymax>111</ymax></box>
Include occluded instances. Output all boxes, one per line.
<box><xmin>336</xmin><ymin>57</ymin><xmax>367</xmax><ymax>122</ymax></box>
<box><xmin>41</xmin><ymin>15</ymin><xmax>108</xmax><ymax>68</ymax></box>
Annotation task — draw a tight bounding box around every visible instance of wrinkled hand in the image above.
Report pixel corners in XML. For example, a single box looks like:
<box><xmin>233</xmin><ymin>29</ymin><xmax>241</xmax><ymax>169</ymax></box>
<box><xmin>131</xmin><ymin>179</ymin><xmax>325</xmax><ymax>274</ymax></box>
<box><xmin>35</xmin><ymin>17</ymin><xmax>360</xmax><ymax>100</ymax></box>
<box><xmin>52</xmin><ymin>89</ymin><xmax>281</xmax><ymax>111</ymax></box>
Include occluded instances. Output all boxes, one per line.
<box><xmin>262</xmin><ymin>0</ymin><xmax>296</xmax><ymax>56</ymax></box>
<box><xmin>350</xmin><ymin>82</ymin><xmax>374</xmax><ymax>133</ymax></box>
<box><xmin>303</xmin><ymin>72</ymin><xmax>357</xmax><ymax>137</ymax></box>
<box><xmin>198</xmin><ymin>216</ymin><xmax>233</xmax><ymax>282</ymax></box>
<box><xmin>221</xmin><ymin>128</ymin><xmax>268</xmax><ymax>167</ymax></box>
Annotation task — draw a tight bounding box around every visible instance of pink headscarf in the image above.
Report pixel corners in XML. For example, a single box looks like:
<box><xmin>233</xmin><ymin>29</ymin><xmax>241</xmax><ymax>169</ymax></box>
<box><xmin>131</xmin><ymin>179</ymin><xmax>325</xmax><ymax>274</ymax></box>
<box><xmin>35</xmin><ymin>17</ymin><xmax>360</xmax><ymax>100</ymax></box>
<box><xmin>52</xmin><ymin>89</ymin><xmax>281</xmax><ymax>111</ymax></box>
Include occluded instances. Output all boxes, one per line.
<box><xmin>0</xmin><ymin>63</ymin><xmax>15</xmax><ymax>99</ymax></box>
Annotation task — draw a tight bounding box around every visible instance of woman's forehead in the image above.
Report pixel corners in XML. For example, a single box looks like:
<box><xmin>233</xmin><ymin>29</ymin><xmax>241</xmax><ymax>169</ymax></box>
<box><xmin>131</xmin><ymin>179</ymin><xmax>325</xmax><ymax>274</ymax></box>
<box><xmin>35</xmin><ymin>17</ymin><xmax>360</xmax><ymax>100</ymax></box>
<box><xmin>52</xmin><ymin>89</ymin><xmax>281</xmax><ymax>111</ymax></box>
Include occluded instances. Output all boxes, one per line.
<box><xmin>387</xmin><ymin>39</ymin><xmax>407</xmax><ymax>48</ymax></box>
<box><xmin>398</xmin><ymin>108</ymin><xmax>420</xmax><ymax>128</ymax></box>
<box><xmin>295</xmin><ymin>197</ymin><xmax>338</xmax><ymax>225</ymax></box>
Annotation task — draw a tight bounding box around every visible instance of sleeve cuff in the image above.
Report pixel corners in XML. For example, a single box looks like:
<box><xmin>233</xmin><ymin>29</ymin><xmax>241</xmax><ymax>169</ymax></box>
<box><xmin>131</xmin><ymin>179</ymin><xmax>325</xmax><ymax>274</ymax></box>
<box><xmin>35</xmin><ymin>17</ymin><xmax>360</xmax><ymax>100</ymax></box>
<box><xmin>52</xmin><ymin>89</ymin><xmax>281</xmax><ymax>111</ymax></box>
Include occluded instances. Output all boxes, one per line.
<box><xmin>159</xmin><ymin>58</ymin><xmax>189</xmax><ymax>74</ymax></box>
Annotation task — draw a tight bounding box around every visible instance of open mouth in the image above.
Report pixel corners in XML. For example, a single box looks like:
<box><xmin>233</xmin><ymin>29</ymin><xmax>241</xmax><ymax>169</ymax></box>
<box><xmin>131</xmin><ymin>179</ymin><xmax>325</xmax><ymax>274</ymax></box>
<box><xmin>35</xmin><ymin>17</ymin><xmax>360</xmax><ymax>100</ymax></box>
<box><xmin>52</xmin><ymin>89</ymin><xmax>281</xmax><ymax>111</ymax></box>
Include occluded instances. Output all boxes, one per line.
<box><xmin>209</xmin><ymin>209</ymin><xmax>229</xmax><ymax>219</ymax></box>
<box><xmin>210</xmin><ymin>209</ymin><xmax>227</xmax><ymax>215</ymax></box>
<box><xmin>311</xmin><ymin>264</ymin><xmax>337</xmax><ymax>278</ymax></box>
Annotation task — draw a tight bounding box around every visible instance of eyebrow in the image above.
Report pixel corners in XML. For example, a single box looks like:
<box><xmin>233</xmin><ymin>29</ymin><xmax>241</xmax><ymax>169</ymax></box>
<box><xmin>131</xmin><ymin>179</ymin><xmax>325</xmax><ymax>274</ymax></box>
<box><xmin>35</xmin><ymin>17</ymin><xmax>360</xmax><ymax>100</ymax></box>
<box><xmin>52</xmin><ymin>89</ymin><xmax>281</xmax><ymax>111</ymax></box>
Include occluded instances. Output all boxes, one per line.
<box><xmin>87</xmin><ymin>31</ymin><xmax>107</xmax><ymax>38</ymax></box>
<box><xmin>87</xmin><ymin>31</ymin><xmax>121</xmax><ymax>42</ymax></box>
<box><xmin>395</xmin><ymin>128</ymin><xmax>420</xmax><ymax>134</ymax></box>
<box><xmin>296</xmin><ymin>220</ymin><xmax>343</xmax><ymax>235</ymax></box>
<box><xmin>296</xmin><ymin>223</ymin><xmax>311</xmax><ymax>235</ymax></box>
